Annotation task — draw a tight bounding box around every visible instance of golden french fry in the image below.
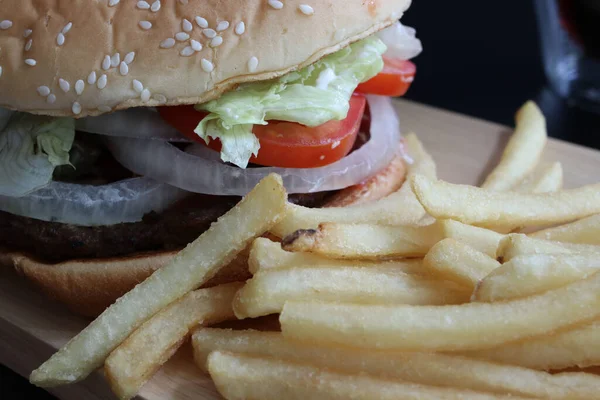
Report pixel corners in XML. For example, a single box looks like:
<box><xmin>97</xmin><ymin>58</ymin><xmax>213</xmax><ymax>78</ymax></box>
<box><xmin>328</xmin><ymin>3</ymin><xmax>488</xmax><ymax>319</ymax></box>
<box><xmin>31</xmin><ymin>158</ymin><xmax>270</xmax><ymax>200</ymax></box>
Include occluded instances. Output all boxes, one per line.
<box><xmin>412</xmin><ymin>174</ymin><xmax>600</xmax><ymax>231</ymax></box>
<box><xmin>270</xmin><ymin>133</ymin><xmax>437</xmax><ymax>238</ymax></box>
<box><xmin>233</xmin><ymin>266</ymin><xmax>468</xmax><ymax>318</ymax></box>
<box><xmin>423</xmin><ymin>239</ymin><xmax>500</xmax><ymax>291</ymax></box>
<box><xmin>530</xmin><ymin>214</ymin><xmax>600</xmax><ymax>245</ymax></box>
<box><xmin>497</xmin><ymin>234</ymin><xmax>600</xmax><ymax>262</ymax></box>
<box><xmin>29</xmin><ymin>174</ymin><xmax>287</xmax><ymax>387</ymax></box>
<box><xmin>104</xmin><ymin>282</ymin><xmax>241</xmax><ymax>400</ymax></box>
<box><xmin>513</xmin><ymin>162</ymin><xmax>563</xmax><ymax>193</ymax></box>
<box><xmin>281</xmin><ymin>222</ymin><xmax>442</xmax><ymax>259</ymax></box>
<box><xmin>248</xmin><ymin>237</ymin><xmax>425</xmax><ymax>275</ymax></box>
<box><xmin>280</xmin><ymin>271</ymin><xmax>600</xmax><ymax>352</ymax></box>
<box><xmin>481</xmin><ymin>101</ymin><xmax>547</xmax><ymax>191</ymax></box>
<box><xmin>193</xmin><ymin>328</ymin><xmax>600</xmax><ymax>399</ymax></box>
<box><xmin>439</xmin><ymin>220</ymin><xmax>505</xmax><ymax>258</ymax></box>
<box><xmin>207</xmin><ymin>351</ymin><xmax>526</xmax><ymax>400</ymax></box>
<box><xmin>462</xmin><ymin>320</ymin><xmax>600</xmax><ymax>371</ymax></box>
<box><xmin>473</xmin><ymin>253</ymin><xmax>600</xmax><ymax>303</ymax></box>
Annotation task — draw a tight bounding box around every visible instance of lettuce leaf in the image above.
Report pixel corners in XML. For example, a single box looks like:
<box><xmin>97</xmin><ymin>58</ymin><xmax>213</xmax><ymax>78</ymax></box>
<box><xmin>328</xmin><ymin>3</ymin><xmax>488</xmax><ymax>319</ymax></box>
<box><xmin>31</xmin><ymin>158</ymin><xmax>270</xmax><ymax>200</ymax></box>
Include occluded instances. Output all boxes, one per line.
<box><xmin>0</xmin><ymin>113</ymin><xmax>75</xmax><ymax>197</ymax></box>
<box><xmin>194</xmin><ymin>36</ymin><xmax>387</xmax><ymax>168</ymax></box>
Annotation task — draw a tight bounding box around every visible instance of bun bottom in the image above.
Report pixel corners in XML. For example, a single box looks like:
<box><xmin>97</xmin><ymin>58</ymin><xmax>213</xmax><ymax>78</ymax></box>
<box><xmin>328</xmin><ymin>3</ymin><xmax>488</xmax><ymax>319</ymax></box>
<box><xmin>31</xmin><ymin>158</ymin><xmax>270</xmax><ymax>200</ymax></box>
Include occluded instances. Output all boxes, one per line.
<box><xmin>0</xmin><ymin>155</ymin><xmax>406</xmax><ymax>318</ymax></box>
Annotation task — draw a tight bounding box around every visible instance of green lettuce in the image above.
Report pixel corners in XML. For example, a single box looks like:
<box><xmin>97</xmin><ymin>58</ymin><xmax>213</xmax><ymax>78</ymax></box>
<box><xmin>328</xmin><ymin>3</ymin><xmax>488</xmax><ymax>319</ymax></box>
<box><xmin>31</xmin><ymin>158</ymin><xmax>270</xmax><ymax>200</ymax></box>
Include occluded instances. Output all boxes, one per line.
<box><xmin>0</xmin><ymin>113</ymin><xmax>74</xmax><ymax>197</ymax></box>
<box><xmin>194</xmin><ymin>36</ymin><xmax>387</xmax><ymax>168</ymax></box>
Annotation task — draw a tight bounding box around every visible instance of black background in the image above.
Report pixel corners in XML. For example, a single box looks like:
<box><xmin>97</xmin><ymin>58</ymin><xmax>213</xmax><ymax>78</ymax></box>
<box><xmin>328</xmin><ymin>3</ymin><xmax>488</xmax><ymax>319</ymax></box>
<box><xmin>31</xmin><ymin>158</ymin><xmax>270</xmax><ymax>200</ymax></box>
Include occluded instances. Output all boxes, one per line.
<box><xmin>2</xmin><ymin>0</ymin><xmax>600</xmax><ymax>399</ymax></box>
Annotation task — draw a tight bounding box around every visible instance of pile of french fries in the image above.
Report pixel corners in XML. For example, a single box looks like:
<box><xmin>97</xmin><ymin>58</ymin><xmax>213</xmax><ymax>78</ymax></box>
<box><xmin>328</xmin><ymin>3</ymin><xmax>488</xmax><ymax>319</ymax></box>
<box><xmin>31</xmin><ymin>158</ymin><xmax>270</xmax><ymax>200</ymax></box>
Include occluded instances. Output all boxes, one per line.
<box><xmin>29</xmin><ymin>101</ymin><xmax>600</xmax><ymax>399</ymax></box>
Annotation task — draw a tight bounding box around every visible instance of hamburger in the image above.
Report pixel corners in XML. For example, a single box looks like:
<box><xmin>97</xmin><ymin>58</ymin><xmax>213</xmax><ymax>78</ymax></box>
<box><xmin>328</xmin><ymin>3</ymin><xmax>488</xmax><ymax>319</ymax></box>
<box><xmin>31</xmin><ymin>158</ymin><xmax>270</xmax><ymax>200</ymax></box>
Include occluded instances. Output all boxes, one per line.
<box><xmin>0</xmin><ymin>0</ymin><xmax>422</xmax><ymax>317</ymax></box>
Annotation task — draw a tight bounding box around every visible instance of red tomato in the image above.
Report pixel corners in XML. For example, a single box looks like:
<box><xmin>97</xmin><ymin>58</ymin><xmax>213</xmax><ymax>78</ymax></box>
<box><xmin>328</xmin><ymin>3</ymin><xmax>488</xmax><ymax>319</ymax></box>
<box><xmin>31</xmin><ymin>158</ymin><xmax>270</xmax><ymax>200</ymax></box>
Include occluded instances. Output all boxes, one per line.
<box><xmin>356</xmin><ymin>57</ymin><xmax>416</xmax><ymax>97</ymax></box>
<box><xmin>157</xmin><ymin>94</ymin><xmax>367</xmax><ymax>168</ymax></box>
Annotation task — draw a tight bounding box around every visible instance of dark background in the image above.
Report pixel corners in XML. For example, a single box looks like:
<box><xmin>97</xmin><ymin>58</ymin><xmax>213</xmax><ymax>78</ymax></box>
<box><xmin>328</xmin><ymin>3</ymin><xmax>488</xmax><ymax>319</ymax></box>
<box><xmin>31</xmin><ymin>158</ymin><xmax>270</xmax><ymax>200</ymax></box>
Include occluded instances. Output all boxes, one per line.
<box><xmin>2</xmin><ymin>1</ymin><xmax>600</xmax><ymax>399</ymax></box>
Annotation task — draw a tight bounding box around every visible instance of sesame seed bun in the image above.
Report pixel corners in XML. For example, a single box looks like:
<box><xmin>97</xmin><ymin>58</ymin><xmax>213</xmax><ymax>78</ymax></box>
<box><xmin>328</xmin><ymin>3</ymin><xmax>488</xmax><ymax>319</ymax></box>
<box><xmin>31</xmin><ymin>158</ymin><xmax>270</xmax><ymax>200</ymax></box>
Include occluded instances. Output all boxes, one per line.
<box><xmin>0</xmin><ymin>0</ymin><xmax>411</xmax><ymax>118</ymax></box>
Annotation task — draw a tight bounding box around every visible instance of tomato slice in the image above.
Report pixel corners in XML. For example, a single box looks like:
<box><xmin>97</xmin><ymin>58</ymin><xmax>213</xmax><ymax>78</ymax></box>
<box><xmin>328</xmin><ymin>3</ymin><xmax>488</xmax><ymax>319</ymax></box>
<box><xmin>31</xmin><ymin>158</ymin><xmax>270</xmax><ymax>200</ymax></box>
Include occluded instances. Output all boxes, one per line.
<box><xmin>356</xmin><ymin>57</ymin><xmax>416</xmax><ymax>97</ymax></box>
<box><xmin>157</xmin><ymin>94</ymin><xmax>366</xmax><ymax>168</ymax></box>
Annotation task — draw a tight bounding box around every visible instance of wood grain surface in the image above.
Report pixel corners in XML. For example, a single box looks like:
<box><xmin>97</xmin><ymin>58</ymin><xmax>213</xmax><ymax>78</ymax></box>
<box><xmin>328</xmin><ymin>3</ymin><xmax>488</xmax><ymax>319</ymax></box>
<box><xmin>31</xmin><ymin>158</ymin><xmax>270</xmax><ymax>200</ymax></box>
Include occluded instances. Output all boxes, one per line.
<box><xmin>1</xmin><ymin>99</ymin><xmax>599</xmax><ymax>400</ymax></box>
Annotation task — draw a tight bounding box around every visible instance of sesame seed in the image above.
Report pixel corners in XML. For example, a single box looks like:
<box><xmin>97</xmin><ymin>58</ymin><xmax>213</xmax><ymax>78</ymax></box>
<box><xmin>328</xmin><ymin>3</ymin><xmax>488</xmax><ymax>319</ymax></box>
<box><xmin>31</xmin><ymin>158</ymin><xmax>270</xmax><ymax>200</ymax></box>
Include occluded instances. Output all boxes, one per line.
<box><xmin>102</xmin><ymin>55</ymin><xmax>111</xmax><ymax>70</ymax></box>
<box><xmin>248</xmin><ymin>56</ymin><xmax>258</xmax><ymax>72</ymax></box>
<box><xmin>72</xmin><ymin>102</ymin><xmax>82</xmax><ymax>115</ymax></box>
<box><xmin>124</xmin><ymin>52</ymin><xmax>135</xmax><ymax>64</ymax></box>
<box><xmin>109</xmin><ymin>0</ymin><xmax>121</xmax><ymax>6</ymax></box>
<box><xmin>195</xmin><ymin>16</ymin><xmax>208</xmax><ymax>28</ymax></box>
<box><xmin>59</xmin><ymin>78</ymin><xmax>70</xmax><ymax>93</ymax></box>
<box><xmin>98</xmin><ymin>74</ymin><xmax>108</xmax><ymax>89</ymax></box>
<box><xmin>141</xmin><ymin>89</ymin><xmax>151</xmax><ymax>102</ymax></box>
<box><xmin>175</xmin><ymin>32</ymin><xmax>190</xmax><ymax>41</ymax></box>
<box><xmin>119</xmin><ymin>61</ymin><xmax>129</xmax><ymax>75</ymax></box>
<box><xmin>151</xmin><ymin>0</ymin><xmax>161</xmax><ymax>12</ymax></box>
<box><xmin>210</xmin><ymin>36</ymin><xmax>223</xmax><ymax>47</ymax></box>
<box><xmin>47</xmin><ymin>94</ymin><xmax>56</xmax><ymax>104</ymax></box>
<box><xmin>25</xmin><ymin>39</ymin><xmax>33</xmax><ymax>51</ymax></box>
<box><xmin>133</xmin><ymin>80</ymin><xmax>144</xmax><ymax>93</ymax></box>
<box><xmin>0</xmin><ymin>20</ymin><xmax>13</xmax><ymax>30</ymax></box>
<box><xmin>201</xmin><ymin>59</ymin><xmax>214</xmax><ymax>73</ymax></box>
<box><xmin>202</xmin><ymin>28</ymin><xmax>216</xmax><ymax>38</ymax></box>
<box><xmin>137</xmin><ymin>1</ymin><xmax>150</xmax><ymax>10</ymax></box>
<box><xmin>111</xmin><ymin>53</ymin><xmax>120</xmax><ymax>68</ymax></box>
<box><xmin>139</xmin><ymin>21</ymin><xmax>152</xmax><ymax>30</ymax></box>
<box><xmin>37</xmin><ymin>86</ymin><xmax>51</xmax><ymax>97</ymax></box>
<box><xmin>298</xmin><ymin>4</ymin><xmax>314</xmax><ymax>15</ymax></box>
<box><xmin>319</xmin><ymin>155</ymin><xmax>325</xmax><ymax>160</ymax></box>
<box><xmin>88</xmin><ymin>71</ymin><xmax>97</xmax><ymax>84</ymax></box>
<box><xmin>268</xmin><ymin>0</ymin><xmax>283</xmax><ymax>10</ymax></box>
<box><xmin>25</xmin><ymin>59</ymin><xmax>37</xmax><ymax>66</ymax></box>
<box><xmin>180</xmin><ymin>46</ymin><xmax>194</xmax><ymax>57</ymax></box>
<box><xmin>75</xmin><ymin>80</ymin><xmax>85</xmax><ymax>95</ymax></box>
<box><xmin>24</xmin><ymin>29</ymin><xmax>32</xmax><ymax>38</ymax></box>
<box><xmin>182</xmin><ymin>18</ymin><xmax>193</xmax><ymax>32</ymax></box>
<box><xmin>98</xmin><ymin>105</ymin><xmax>112</xmax><ymax>113</ymax></box>
<box><xmin>62</xmin><ymin>22</ymin><xmax>73</xmax><ymax>34</ymax></box>
<box><xmin>216</xmin><ymin>21</ymin><xmax>229</xmax><ymax>31</ymax></box>
<box><xmin>160</xmin><ymin>38</ymin><xmax>176</xmax><ymax>48</ymax></box>
<box><xmin>190</xmin><ymin>39</ymin><xmax>202</xmax><ymax>51</ymax></box>
<box><xmin>56</xmin><ymin>33</ymin><xmax>65</xmax><ymax>46</ymax></box>
<box><xmin>153</xmin><ymin>94</ymin><xmax>167</xmax><ymax>104</ymax></box>
<box><xmin>235</xmin><ymin>21</ymin><xmax>245</xmax><ymax>35</ymax></box>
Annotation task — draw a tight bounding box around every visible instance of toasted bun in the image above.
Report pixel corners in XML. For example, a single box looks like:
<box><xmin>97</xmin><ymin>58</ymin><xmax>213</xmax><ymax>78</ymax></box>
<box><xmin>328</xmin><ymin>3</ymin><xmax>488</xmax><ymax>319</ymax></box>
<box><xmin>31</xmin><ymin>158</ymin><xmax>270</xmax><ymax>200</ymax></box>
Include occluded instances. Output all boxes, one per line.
<box><xmin>0</xmin><ymin>155</ymin><xmax>406</xmax><ymax>317</ymax></box>
<box><xmin>0</xmin><ymin>0</ymin><xmax>411</xmax><ymax>117</ymax></box>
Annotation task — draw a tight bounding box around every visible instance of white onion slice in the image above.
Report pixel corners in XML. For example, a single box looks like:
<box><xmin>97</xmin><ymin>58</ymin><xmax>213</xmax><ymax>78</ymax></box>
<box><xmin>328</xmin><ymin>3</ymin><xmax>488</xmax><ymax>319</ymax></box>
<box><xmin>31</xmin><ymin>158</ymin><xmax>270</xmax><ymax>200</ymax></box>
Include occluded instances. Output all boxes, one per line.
<box><xmin>105</xmin><ymin>95</ymin><xmax>401</xmax><ymax>196</ymax></box>
<box><xmin>377</xmin><ymin>21</ymin><xmax>423</xmax><ymax>61</ymax></box>
<box><xmin>0</xmin><ymin>178</ymin><xmax>189</xmax><ymax>226</ymax></box>
<box><xmin>75</xmin><ymin>108</ymin><xmax>189</xmax><ymax>141</ymax></box>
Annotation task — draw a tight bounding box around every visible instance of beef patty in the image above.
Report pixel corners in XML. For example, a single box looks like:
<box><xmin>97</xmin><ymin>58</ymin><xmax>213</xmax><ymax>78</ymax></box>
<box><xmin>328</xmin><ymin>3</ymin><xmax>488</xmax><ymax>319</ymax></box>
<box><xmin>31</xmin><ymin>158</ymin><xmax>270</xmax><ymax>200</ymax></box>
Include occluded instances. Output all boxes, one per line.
<box><xmin>0</xmin><ymin>191</ymin><xmax>334</xmax><ymax>263</ymax></box>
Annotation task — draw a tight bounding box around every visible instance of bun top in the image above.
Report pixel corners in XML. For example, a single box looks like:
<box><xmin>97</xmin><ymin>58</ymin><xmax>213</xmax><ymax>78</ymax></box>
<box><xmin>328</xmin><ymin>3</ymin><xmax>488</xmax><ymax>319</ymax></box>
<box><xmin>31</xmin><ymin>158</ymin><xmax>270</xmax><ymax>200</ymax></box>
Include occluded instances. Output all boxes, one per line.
<box><xmin>0</xmin><ymin>0</ymin><xmax>411</xmax><ymax>118</ymax></box>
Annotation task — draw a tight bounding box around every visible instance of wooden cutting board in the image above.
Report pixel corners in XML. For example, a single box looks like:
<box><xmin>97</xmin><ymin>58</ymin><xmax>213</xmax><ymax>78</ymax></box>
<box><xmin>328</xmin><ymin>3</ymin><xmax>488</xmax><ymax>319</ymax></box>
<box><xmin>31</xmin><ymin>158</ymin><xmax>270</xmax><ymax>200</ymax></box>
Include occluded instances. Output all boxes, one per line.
<box><xmin>1</xmin><ymin>99</ymin><xmax>599</xmax><ymax>400</ymax></box>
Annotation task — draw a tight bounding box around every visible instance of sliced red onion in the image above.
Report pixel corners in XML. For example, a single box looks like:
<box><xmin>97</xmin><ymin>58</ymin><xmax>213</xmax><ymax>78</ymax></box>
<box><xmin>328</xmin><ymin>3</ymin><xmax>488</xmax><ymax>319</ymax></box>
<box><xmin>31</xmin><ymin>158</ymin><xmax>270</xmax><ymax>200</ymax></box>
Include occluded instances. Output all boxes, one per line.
<box><xmin>0</xmin><ymin>178</ymin><xmax>189</xmax><ymax>226</ymax></box>
<box><xmin>105</xmin><ymin>95</ymin><xmax>401</xmax><ymax>196</ymax></box>
<box><xmin>75</xmin><ymin>108</ymin><xmax>189</xmax><ymax>142</ymax></box>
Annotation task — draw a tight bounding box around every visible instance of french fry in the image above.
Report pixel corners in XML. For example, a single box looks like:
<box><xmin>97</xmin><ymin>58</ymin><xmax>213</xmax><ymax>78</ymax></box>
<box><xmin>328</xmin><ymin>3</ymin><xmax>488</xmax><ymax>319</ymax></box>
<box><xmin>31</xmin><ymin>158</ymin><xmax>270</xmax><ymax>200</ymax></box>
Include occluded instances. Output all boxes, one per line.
<box><xmin>193</xmin><ymin>328</ymin><xmax>600</xmax><ymax>399</ymax></box>
<box><xmin>513</xmin><ymin>162</ymin><xmax>563</xmax><ymax>193</ymax></box>
<box><xmin>281</xmin><ymin>222</ymin><xmax>442</xmax><ymax>259</ymax></box>
<box><xmin>29</xmin><ymin>174</ymin><xmax>287</xmax><ymax>387</ymax></box>
<box><xmin>497</xmin><ymin>234</ymin><xmax>600</xmax><ymax>262</ymax></box>
<box><xmin>270</xmin><ymin>133</ymin><xmax>437</xmax><ymax>238</ymax></box>
<box><xmin>280</xmin><ymin>271</ymin><xmax>600</xmax><ymax>352</ymax></box>
<box><xmin>473</xmin><ymin>253</ymin><xmax>600</xmax><ymax>302</ymax></box>
<box><xmin>104</xmin><ymin>283</ymin><xmax>242</xmax><ymax>400</ymax></box>
<box><xmin>423</xmin><ymin>239</ymin><xmax>500</xmax><ymax>291</ymax></box>
<box><xmin>248</xmin><ymin>237</ymin><xmax>424</xmax><ymax>274</ymax></box>
<box><xmin>206</xmin><ymin>351</ymin><xmax>527</xmax><ymax>400</ymax></box>
<box><xmin>412</xmin><ymin>174</ymin><xmax>600</xmax><ymax>231</ymax></box>
<box><xmin>481</xmin><ymin>101</ymin><xmax>547</xmax><ymax>191</ymax></box>
<box><xmin>529</xmin><ymin>213</ymin><xmax>600</xmax><ymax>245</ymax></box>
<box><xmin>463</xmin><ymin>320</ymin><xmax>600</xmax><ymax>371</ymax></box>
<box><xmin>439</xmin><ymin>219</ymin><xmax>505</xmax><ymax>258</ymax></box>
<box><xmin>233</xmin><ymin>267</ymin><xmax>468</xmax><ymax>318</ymax></box>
